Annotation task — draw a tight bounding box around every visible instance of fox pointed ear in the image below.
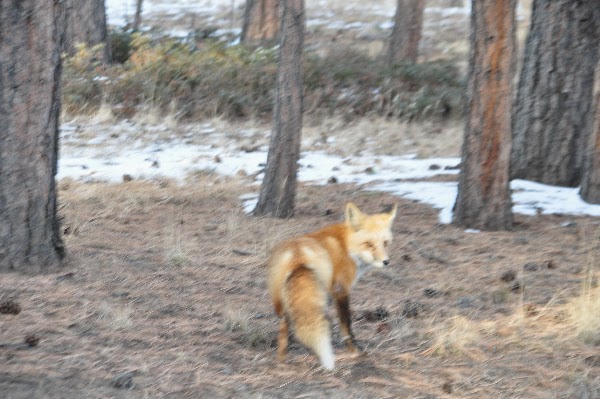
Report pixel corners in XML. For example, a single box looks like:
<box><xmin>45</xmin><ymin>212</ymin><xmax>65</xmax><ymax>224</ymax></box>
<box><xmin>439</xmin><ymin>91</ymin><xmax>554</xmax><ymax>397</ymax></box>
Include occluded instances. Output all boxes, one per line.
<box><xmin>388</xmin><ymin>203</ymin><xmax>397</xmax><ymax>221</ymax></box>
<box><xmin>345</xmin><ymin>202</ymin><xmax>364</xmax><ymax>231</ymax></box>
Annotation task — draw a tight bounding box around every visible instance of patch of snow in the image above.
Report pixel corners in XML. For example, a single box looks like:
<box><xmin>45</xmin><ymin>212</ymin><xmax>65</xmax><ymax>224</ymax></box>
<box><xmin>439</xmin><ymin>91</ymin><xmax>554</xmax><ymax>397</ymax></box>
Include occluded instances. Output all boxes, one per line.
<box><xmin>58</xmin><ymin>121</ymin><xmax>600</xmax><ymax>222</ymax></box>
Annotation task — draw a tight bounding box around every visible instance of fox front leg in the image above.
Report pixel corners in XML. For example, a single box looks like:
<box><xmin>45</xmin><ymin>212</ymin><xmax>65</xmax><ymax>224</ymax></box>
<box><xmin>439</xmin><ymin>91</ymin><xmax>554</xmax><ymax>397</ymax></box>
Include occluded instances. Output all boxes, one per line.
<box><xmin>333</xmin><ymin>289</ymin><xmax>362</xmax><ymax>353</ymax></box>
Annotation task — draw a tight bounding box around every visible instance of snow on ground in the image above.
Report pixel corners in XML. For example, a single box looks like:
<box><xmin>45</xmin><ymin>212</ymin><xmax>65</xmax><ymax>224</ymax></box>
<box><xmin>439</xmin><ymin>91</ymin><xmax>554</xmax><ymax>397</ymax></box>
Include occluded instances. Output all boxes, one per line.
<box><xmin>58</xmin><ymin>120</ymin><xmax>600</xmax><ymax>224</ymax></box>
<box><xmin>106</xmin><ymin>0</ymin><xmax>471</xmax><ymax>34</ymax></box>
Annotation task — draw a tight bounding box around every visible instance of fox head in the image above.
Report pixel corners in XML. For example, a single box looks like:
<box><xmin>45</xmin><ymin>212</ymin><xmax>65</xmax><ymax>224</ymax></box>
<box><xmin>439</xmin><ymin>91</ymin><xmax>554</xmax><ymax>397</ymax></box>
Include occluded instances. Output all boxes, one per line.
<box><xmin>345</xmin><ymin>202</ymin><xmax>397</xmax><ymax>269</ymax></box>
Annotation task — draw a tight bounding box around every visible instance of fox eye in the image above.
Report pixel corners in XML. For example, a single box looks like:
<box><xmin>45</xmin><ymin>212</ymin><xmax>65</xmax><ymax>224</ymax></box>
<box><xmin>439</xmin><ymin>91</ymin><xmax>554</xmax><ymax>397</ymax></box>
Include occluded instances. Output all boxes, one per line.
<box><xmin>364</xmin><ymin>241</ymin><xmax>374</xmax><ymax>249</ymax></box>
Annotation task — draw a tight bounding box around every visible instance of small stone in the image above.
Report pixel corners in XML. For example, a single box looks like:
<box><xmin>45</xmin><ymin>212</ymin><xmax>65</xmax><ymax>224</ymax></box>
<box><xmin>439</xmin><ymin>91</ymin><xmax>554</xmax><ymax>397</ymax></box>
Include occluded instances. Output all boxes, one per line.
<box><xmin>428</xmin><ymin>164</ymin><xmax>441</xmax><ymax>170</ymax></box>
<box><xmin>327</xmin><ymin>176</ymin><xmax>338</xmax><ymax>184</ymax></box>
<box><xmin>364</xmin><ymin>167</ymin><xmax>376</xmax><ymax>174</ymax></box>
<box><xmin>547</xmin><ymin>260</ymin><xmax>557</xmax><ymax>269</ymax></box>
<box><xmin>214</xmin><ymin>155</ymin><xmax>222</xmax><ymax>163</ymax></box>
<box><xmin>444</xmin><ymin>163</ymin><xmax>461</xmax><ymax>170</ymax></box>
<box><xmin>500</xmin><ymin>270</ymin><xmax>516</xmax><ymax>282</ymax></box>
<box><xmin>111</xmin><ymin>371</ymin><xmax>136</xmax><ymax>390</ymax></box>
<box><xmin>442</xmin><ymin>381</ymin><xmax>453</xmax><ymax>394</ymax></box>
<box><xmin>523</xmin><ymin>262</ymin><xmax>539</xmax><ymax>272</ymax></box>
<box><xmin>0</xmin><ymin>300</ymin><xmax>21</xmax><ymax>315</ymax></box>
<box><xmin>24</xmin><ymin>335</ymin><xmax>40</xmax><ymax>347</ymax></box>
<box><xmin>122</xmin><ymin>174</ymin><xmax>133</xmax><ymax>182</ymax></box>
<box><xmin>510</xmin><ymin>280</ymin><xmax>521</xmax><ymax>292</ymax></box>
<box><xmin>151</xmin><ymin>160</ymin><xmax>159</xmax><ymax>168</ymax></box>
<box><xmin>423</xmin><ymin>288</ymin><xmax>442</xmax><ymax>298</ymax></box>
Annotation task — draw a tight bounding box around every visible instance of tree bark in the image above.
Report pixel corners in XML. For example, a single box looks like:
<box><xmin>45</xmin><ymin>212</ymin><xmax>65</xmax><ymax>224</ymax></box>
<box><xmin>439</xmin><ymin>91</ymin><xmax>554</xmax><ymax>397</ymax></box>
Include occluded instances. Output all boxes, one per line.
<box><xmin>511</xmin><ymin>0</ymin><xmax>598</xmax><ymax>187</ymax></box>
<box><xmin>453</xmin><ymin>0</ymin><xmax>515</xmax><ymax>230</ymax></box>
<box><xmin>580</xmin><ymin>64</ymin><xmax>600</xmax><ymax>203</ymax></box>
<box><xmin>133</xmin><ymin>0</ymin><xmax>144</xmax><ymax>31</ymax></box>
<box><xmin>253</xmin><ymin>0</ymin><xmax>304</xmax><ymax>218</ymax></box>
<box><xmin>0</xmin><ymin>0</ymin><xmax>66</xmax><ymax>273</ymax></box>
<box><xmin>241</xmin><ymin>0</ymin><xmax>280</xmax><ymax>45</ymax></box>
<box><xmin>387</xmin><ymin>0</ymin><xmax>425</xmax><ymax>65</ymax></box>
<box><xmin>64</xmin><ymin>0</ymin><xmax>111</xmax><ymax>63</ymax></box>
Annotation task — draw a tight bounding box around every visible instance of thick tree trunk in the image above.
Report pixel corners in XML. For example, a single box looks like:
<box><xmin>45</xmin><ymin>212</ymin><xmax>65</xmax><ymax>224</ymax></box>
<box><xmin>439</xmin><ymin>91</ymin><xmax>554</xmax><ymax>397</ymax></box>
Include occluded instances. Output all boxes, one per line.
<box><xmin>387</xmin><ymin>0</ymin><xmax>425</xmax><ymax>65</ymax></box>
<box><xmin>511</xmin><ymin>0</ymin><xmax>598</xmax><ymax>187</ymax></box>
<box><xmin>453</xmin><ymin>0</ymin><xmax>515</xmax><ymax>230</ymax></box>
<box><xmin>133</xmin><ymin>0</ymin><xmax>144</xmax><ymax>31</ymax></box>
<box><xmin>64</xmin><ymin>0</ymin><xmax>111</xmax><ymax>63</ymax></box>
<box><xmin>242</xmin><ymin>0</ymin><xmax>280</xmax><ymax>45</ymax></box>
<box><xmin>580</xmin><ymin>65</ymin><xmax>600</xmax><ymax>203</ymax></box>
<box><xmin>0</xmin><ymin>1</ymin><xmax>66</xmax><ymax>273</ymax></box>
<box><xmin>253</xmin><ymin>0</ymin><xmax>304</xmax><ymax>218</ymax></box>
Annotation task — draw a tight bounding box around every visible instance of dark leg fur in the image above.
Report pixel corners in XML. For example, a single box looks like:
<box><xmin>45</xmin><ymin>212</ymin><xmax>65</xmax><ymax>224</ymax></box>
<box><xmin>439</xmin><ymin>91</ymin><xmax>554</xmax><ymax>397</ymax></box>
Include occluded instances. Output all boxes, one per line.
<box><xmin>334</xmin><ymin>294</ymin><xmax>361</xmax><ymax>353</ymax></box>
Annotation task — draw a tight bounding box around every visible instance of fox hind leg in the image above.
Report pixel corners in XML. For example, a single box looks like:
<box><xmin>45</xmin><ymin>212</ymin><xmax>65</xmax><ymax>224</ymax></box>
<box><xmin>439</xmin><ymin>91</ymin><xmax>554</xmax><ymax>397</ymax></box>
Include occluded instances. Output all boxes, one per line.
<box><xmin>277</xmin><ymin>317</ymin><xmax>289</xmax><ymax>361</ymax></box>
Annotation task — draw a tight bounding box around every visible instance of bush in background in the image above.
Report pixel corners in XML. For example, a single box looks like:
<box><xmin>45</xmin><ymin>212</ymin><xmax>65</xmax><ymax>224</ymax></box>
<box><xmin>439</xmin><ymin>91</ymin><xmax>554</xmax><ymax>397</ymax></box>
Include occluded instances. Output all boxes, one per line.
<box><xmin>62</xmin><ymin>33</ymin><xmax>464</xmax><ymax>121</ymax></box>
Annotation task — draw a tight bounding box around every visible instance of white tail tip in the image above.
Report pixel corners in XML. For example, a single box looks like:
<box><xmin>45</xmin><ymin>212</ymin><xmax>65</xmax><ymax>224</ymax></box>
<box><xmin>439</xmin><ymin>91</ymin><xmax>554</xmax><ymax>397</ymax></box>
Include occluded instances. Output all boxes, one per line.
<box><xmin>317</xmin><ymin>339</ymin><xmax>335</xmax><ymax>370</ymax></box>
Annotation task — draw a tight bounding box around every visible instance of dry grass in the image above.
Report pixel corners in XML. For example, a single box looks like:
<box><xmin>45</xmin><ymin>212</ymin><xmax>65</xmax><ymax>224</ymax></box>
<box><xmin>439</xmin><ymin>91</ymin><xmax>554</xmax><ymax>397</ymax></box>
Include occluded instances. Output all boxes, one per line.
<box><xmin>3</xmin><ymin>176</ymin><xmax>600</xmax><ymax>398</ymax></box>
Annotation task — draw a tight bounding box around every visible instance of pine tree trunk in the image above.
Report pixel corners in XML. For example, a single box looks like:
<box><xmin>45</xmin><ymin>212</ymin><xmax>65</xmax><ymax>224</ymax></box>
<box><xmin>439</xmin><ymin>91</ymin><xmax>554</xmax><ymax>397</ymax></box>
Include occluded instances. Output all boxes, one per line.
<box><xmin>0</xmin><ymin>0</ymin><xmax>66</xmax><ymax>273</ymax></box>
<box><xmin>453</xmin><ymin>0</ymin><xmax>515</xmax><ymax>230</ymax></box>
<box><xmin>133</xmin><ymin>0</ymin><xmax>144</xmax><ymax>31</ymax></box>
<box><xmin>242</xmin><ymin>0</ymin><xmax>280</xmax><ymax>45</ymax></box>
<box><xmin>253</xmin><ymin>0</ymin><xmax>304</xmax><ymax>218</ymax></box>
<box><xmin>387</xmin><ymin>0</ymin><xmax>425</xmax><ymax>65</ymax></box>
<box><xmin>64</xmin><ymin>0</ymin><xmax>111</xmax><ymax>63</ymax></box>
<box><xmin>511</xmin><ymin>0</ymin><xmax>598</xmax><ymax>187</ymax></box>
<box><xmin>580</xmin><ymin>65</ymin><xmax>600</xmax><ymax>203</ymax></box>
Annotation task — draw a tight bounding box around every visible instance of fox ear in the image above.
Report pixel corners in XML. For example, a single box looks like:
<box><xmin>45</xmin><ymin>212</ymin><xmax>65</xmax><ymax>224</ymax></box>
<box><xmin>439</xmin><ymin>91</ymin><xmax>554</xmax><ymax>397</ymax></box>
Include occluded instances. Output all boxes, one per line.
<box><xmin>388</xmin><ymin>203</ymin><xmax>397</xmax><ymax>221</ymax></box>
<box><xmin>345</xmin><ymin>202</ymin><xmax>364</xmax><ymax>231</ymax></box>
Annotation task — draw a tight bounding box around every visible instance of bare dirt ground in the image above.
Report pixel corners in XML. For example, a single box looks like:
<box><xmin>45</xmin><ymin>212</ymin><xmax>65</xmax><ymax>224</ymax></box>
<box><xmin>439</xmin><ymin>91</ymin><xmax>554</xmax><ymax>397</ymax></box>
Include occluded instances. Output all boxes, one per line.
<box><xmin>1</xmin><ymin>172</ymin><xmax>600</xmax><ymax>398</ymax></box>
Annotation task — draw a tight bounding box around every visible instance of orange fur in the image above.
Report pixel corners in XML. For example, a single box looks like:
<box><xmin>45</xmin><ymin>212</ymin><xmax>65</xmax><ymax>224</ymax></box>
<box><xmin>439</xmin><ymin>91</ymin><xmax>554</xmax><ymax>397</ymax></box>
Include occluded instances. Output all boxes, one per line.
<box><xmin>267</xmin><ymin>203</ymin><xmax>397</xmax><ymax>370</ymax></box>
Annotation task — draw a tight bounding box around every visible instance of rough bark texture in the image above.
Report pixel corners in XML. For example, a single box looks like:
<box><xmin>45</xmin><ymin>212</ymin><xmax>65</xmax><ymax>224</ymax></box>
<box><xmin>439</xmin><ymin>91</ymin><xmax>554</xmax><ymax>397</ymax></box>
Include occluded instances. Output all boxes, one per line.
<box><xmin>511</xmin><ymin>0</ymin><xmax>598</xmax><ymax>186</ymax></box>
<box><xmin>387</xmin><ymin>0</ymin><xmax>425</xmax><ymax>65</ymax></box>
<box><xmin>64</xmin><ymin>0</ymin><xmax>110</xmax><ymax>63</ymax></box>
<box><xmin>453</xmin><ymin>0</ymin><xmax>515</xmax><ymax>230</ymax></box>
<box><xmin>0</xmin><ymin>1</ymin><xmax>66</xmax><ymax>272</ymax></box>
<box><xmin>241</xmin><ymin>0</ymin><xmax>280</xmax><ymax>45</ymax></box>
<box><xmin>133</xmin><ymin>0</ymin><xmax>144</xmax><ymax>31</ymax></box>
<box><xmin>253</xmin><ymin>0</ymin><xmax>304</xmax><ymax>218</ymax></box>
<box><xmin>580</xmin><ymin>63</ymin><xmax>600</xmax><ymax>203</ymax></box>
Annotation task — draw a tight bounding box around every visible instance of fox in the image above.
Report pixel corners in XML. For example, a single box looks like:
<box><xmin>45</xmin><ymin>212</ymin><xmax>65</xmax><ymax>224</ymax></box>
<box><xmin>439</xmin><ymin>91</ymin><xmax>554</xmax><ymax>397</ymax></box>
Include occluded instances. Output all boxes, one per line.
<box><xmin>267</xmin><ymin>202</ymin><xmax>397</xmax><ymax>370</ymax></box>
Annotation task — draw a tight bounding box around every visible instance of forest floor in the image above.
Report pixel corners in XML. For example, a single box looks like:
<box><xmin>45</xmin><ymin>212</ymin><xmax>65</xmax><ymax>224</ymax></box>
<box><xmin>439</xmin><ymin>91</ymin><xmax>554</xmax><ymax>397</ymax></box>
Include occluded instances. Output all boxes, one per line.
<box><xmin>1</xmin><ymin>173</ymin><xmax>600</xmax><ymax>398</ymax></box>
<box><xmin>2</xmin><ymin>0</ymin><xmax>600</xmax><ymax>398</ymax></box>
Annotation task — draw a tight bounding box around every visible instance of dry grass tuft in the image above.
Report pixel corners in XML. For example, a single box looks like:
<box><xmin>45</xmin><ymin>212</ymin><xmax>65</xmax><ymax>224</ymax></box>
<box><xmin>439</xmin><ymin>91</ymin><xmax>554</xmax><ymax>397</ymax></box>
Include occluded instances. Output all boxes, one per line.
<box><xmin>423</xmin><ymin>316</ymin><xmax>480</xmax><ymax>357</ymax></box>
<box><xmin>564</xmin><ymin>229</ymin><xmax>600</xmax><ymax>345</ymax></box>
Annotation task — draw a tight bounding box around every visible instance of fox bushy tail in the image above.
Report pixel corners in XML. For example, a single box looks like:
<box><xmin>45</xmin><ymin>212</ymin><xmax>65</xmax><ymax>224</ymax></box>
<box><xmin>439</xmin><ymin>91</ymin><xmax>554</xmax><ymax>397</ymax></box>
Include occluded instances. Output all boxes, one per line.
<box><xmin>282</xmin><ymin>266</ymin><xmax>335</xmax><ymax>370</ymax></box>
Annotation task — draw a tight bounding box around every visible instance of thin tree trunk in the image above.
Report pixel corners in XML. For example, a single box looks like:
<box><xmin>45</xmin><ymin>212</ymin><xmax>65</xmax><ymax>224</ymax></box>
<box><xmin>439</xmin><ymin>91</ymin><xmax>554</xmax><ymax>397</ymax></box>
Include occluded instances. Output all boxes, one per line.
<box><xmin>64</xmin><ymin>0</ymin><xmax>111</xmax><ymax>63</ymax></box>
<box><xmin>580</xmin><ymin>63</ymin><xmax>600</xmax><ymax>203</ymax></box>
<box><xmin>387</xmin><ymin>0</ymin><xmax>425</xmax><ymax>65</ymax></box>
<box><xmin>242</xmin><ymin>0</ymin><xmax>280</xmax><ymax>45</ymax></box>
<box><xmin>253</xmin><ymin>0</ymin><xmax>304</xmax><ymax>218</ymax></box>
<box><xmin>511</xmin><ymin>0</ymin><xmax>598</xmax><ymax>187</ymax></box>
<box><xmin>453</xmin><ymin>0</ymin><xmax>515</xmax><ymax>230</ymax></box>
<box><xmin>0</xmin><ymin>0</ymin><xmax>66</xmax><ymax>273</ymax></box>
<box><xmin>133</xmin><ymin>0</ymin><xmax>144</xmax><ymax>31</ymax></box>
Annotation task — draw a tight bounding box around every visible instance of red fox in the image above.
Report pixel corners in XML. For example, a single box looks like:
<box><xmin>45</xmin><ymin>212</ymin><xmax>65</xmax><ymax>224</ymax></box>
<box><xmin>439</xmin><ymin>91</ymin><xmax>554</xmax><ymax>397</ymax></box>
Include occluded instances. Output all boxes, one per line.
<box><xmin>267</xmin><ymin>202</ymin><xmax>397</xmax><ymax>370</ymax></box>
